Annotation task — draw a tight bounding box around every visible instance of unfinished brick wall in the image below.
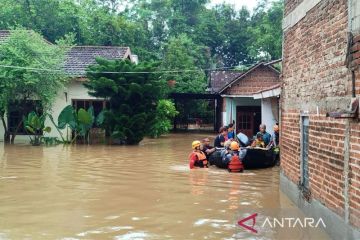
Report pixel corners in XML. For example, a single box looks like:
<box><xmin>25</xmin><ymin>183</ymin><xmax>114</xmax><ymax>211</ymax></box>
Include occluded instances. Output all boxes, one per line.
<box><xmin>223</xmin><ymin>65</ymin><xmax>279</xmax><ymax>95</ymax></box>
<box><xmin>282</xmin><ymin>0</ymin><xmax>360</xmax><ymax>229</ymax></box>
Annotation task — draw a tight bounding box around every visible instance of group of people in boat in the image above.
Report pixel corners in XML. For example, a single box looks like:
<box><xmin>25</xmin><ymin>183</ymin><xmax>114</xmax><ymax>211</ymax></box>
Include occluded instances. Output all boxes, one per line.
<box><xmin>189</xmin><ymin>123</ymin><xmax>280</xmax><ymax>170</ymax></box>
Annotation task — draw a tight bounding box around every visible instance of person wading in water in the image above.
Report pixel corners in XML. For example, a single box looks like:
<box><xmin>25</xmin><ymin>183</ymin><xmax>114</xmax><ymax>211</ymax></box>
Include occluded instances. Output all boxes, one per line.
<box><xmin>189</xmin><ymin>140</ymin><xmax>208</xmax><ymax>169</ymax></box>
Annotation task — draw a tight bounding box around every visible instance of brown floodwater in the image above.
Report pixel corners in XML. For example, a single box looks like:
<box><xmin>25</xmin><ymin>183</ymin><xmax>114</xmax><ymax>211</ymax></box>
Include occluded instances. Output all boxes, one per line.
<box><xmin>0</xmin><ymin>133</ymin><xmax>330</xmax><ymax>240</ymax></box>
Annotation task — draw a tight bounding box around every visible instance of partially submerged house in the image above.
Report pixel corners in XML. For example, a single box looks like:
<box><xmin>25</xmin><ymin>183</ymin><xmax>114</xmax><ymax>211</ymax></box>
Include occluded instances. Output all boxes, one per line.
<box><xmin>281</xmin><ymin>0</ymin><xmax>360</xmax><ymax>239</ymax></box>
<box><xmin>209</xmin><ymin>62</ymin><xmax>281</xmax><ymax>137</ymax></box>
<box><xmin>0</xmin><ymin>30</ymin><xmax>137</xmax><ymax>141</ymax></box>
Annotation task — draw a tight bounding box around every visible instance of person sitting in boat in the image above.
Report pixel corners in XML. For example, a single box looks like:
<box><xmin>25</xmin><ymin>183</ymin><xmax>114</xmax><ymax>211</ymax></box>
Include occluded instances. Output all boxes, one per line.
<box><xmin>201</xmin><ymin>138</ymin><xmax>216</xmax><ymax>158</ymax></box>
<box><xmin>267</xmin><ymin>124</ymin><xmax>280</xmax><ymax>165</ymax></box>
<box><xmin>227</xmin><ymin>123</ymin><xmax>235</xmax><ymax>141</ymax></box>
<box><xmin>189</xmin><ymin>140</ymin><xmax>208</xmax><ymax>169</ymax></box>
<box><xmin>220</xmin><ymin>140</ymin><xmax>232</xmax><ymax>158</ymax></box>
<box><xmin>257</xmin><ymin>124</ymin><xmax>271</xmax><ymax>146</ymax></box>
<box><xmin>220</xmin><ymin>141</ymin><xmax>233</xmax><ymax>166</ymax></box>
<box><xmin>267</xmin><ymin>124</ymin><xmax>280</xmax><ymax>149</ymax></box>
<box><xmin>251</xmin><ymin>132</ymin><xmax>266</xmax><ymax>148</ymax></box>
<box><xmin>214</xmin><ymin>127</ymin><xmax>228</xmax><ymax>148</ymax></box>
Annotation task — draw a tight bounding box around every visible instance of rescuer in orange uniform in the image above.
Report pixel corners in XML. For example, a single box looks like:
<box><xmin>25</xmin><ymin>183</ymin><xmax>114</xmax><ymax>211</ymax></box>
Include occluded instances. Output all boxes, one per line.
<box><xmin>227</xmin><ymin>141</ymin><xmax>244</xmax><ymax>172</ymax></box>
<box><xmin>189</xmin><ymin>140</ymin><xmax>208</xmax><ymax>169</ymax></box>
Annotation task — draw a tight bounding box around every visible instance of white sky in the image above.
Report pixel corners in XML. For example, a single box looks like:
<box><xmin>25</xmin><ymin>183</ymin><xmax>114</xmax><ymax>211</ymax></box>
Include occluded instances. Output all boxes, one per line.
<box><xmin>209</xmin><ymin>0</ymin><xmax>259</xmax><ymax>11</ymax></box>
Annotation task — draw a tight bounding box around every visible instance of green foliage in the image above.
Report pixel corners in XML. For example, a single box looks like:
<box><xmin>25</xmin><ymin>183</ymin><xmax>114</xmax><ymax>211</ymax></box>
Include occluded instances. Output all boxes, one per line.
<box><xmin>0</xmin><ymin>0</ymin><xmax>283</xmax><ymax>66</ymax></box>
<box><xmin>85</xmin><ymin>59</ymin><xmax>162</xmax><ymax>145</ymax></box>
<box><xmin>149</xmin><ymin>99</ymin><xmax>179</xmax><ymax>138</ymax></box>
<box><xmin>248</xmin><ymin>0</ymin><xmax>284</xmax><ymax>60</ymax></box>
<box><xmin>41</xmin><ymin>136</ymin><xmax>61</xmax><ymax>146</ymax></box>
<box><xmin>23</xmin><ymin>111</ymin><xmax>52</xmax><ymax>146</ymax></box>
<box><xmin>53</xmin><ymin>105</ymin><xmax>98</xmax><ymax>144</ymax></box>
<box><xmin>161</xmin><ymin>34</ymin><xmax>209</xmax><ymax>93</ymax></box>
<box><xmin>0</xmin><ymin>29</ymin><xmax>69</xmax><ymax>143</ymax></box>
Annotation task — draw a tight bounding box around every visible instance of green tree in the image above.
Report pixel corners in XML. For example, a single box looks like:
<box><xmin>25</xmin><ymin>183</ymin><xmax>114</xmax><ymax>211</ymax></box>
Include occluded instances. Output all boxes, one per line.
<box><xmin>85</xmin><ymin>59</ymin><xmax>162</xmax><ymax>145</ymax></box>
<box><xmin>149</xmin><ymin>99</ymin><xmax>178</xmax><ymax>138</ymax></box>
<box><xmin>161</xmin><ymin>34</ymin><xmax>209</xmax><ymax>93</ymax></box>
<box><xmin>248</xmin><ymin>0</ymin><xmax>283</xmax><ymax>60</ymax></box>
<box><xmin>0</xmin><ymin>29</ymin><xmax>69</xmax><ymax>143</ymax></box>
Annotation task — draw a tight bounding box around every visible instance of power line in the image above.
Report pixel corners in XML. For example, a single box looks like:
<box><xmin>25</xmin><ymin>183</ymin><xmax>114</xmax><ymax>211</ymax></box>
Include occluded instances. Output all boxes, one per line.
<box><xmin>0</xmin><ymin>62</ymin><xmax>260</xmax><ymax>75</ymax></box>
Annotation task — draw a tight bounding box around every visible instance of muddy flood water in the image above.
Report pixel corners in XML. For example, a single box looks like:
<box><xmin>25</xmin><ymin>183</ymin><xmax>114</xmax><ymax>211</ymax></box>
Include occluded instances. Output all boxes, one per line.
<box><xmin>0</xmin><ymin>133</ymin><xmax>330</xmax><ymax>240</ymax></box>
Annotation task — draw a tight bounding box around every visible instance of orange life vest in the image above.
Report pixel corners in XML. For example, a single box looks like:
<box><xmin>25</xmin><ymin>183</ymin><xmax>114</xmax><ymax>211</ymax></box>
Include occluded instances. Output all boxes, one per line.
<box><xmin>228</xmin><ymin>154</ymin><xmax>244</xmax><ymax>173</ymax></box>
<box><xmin>192</xmin><ymin>151</ymin><xmax>208</xmax><ymax>167</ymax></box>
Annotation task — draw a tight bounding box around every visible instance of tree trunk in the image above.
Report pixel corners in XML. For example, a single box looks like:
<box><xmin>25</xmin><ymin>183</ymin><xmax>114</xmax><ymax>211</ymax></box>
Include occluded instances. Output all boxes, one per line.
<box><xmin>1</xmin><ymin>115</ymin><xmax>10</xmax><ymax>143</ymax></box>
<box><xmin>10</xmin><ymin>119</ymin><xmax>23</xmax><ymax>144</ymax></box>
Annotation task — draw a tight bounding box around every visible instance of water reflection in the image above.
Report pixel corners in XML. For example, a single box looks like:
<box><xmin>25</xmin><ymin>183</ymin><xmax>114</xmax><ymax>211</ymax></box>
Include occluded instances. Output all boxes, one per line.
<box><xmin>0</xmin><ymin>134</ymin><xmax>330</xmax><ymax>239</ymax></box>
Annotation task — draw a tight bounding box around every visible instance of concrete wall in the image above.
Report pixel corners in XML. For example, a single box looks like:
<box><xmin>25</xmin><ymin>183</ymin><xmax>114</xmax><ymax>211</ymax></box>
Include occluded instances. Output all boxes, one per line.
<box><xmin>0</xmin><ymin>80</ymin><xmax>101</xmax><ymax>143</ymax></box>
<box><xmin>222</xmin><ymin>97</ymin><xmax>262</xmax><ymax>130</ymax></box>
<box><xmin>261</xmin><ymin>98</ymin><xmax>278</xmax><ymax>135</ymax></box>
<box><xmin>282</xmin><ymin>0</ymin><xmax>360</xmax><ymax>236</ymax></box>
<box><xmin>222</xmin><ymin>97</ymin><xmax>277</xmax><ymax>135</ymax></box>
<box><xmin>350</xmin><ymin>0</ymin><xmax>360</xmax><ymax>34</ymax></box>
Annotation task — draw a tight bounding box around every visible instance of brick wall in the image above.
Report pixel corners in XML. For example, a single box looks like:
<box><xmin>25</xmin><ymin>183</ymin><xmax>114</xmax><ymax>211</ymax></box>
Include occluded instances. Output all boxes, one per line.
<box><xmin>284</xmin><ymin>0</ymin><xmax>304</xmax><ymax>16</ymax></box>
<box><xmin>223</xmin><ymin>65</ymin><xmax>279</xmax><ymax>95</ymax></box>
<box><xmin>280</xmin><ymin>110</ymin><xmax>301</xmax><ymax>183</ymax></box>
<box><xmin>282</xmin><ymin>0</ymin><xmax>360</xmax><ymax>229</ymax></box>
<box><xmin>308</xmin><ymin>116</ymin><xmax>347</xmax><ymax>218</ymax></box>
<box><xmin>282</xmin><ymin>0</ymin><xmax>350</xmax><ymax>113</ymax></box>
<box><xmin>349</xmin><ymin>122</ymin><xmax>360</xmax><ymax>227</ymax></box>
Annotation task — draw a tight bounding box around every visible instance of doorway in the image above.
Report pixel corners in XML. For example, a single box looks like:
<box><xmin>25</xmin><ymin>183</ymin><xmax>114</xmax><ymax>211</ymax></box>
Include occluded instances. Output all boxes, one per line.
<box><xmin>236</xmin><ymin>106</ymin><xmax>261</xmax><ymax>138</ymax></box>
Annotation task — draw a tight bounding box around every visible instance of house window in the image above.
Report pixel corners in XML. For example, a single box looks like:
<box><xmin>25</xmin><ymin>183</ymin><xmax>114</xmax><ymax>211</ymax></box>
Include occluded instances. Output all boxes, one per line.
<box><xmin>72</xmin><ymin>99</ymin><xmax>107</xmax><ymax>127</ymax></box>
<box><xmin>300</xmin><ymin>116</ymin><xmax>310</xmax><ymax>189</ymax></box>
<box><xmin>8</xmin><ymin>100</ymin><xmax>42</xmax><ymax>135</ymax></box>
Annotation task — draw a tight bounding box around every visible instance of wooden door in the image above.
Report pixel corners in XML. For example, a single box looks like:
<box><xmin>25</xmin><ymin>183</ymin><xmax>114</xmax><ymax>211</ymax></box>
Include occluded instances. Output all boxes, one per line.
<box><xmin>236</xmin><ymin>106</ymin><xmax>261</xmax><ymax>138</ymax></box>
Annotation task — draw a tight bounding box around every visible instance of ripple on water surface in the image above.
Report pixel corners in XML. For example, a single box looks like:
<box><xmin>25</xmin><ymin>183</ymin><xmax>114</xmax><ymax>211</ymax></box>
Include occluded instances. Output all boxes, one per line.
<box><xmin>0</xmin><ymin>134</ymin><xmax>330</xmax><ymax>239</ymax></box>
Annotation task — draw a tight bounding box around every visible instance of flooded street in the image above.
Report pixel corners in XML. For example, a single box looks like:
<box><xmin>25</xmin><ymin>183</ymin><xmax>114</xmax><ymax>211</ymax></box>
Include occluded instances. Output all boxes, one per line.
<box><xmin>0</xmin><ymin>134</ymin><xmax>330</xmax><ymax>240</ymax></box>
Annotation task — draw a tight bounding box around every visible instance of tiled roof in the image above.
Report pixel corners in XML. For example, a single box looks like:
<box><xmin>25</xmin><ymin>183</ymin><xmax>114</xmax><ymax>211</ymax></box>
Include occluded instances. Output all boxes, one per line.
<box><xmin>210</xmin><ymin>62</ymin><xmax>281</xmax><ymax>94</ymax></box>
<box><xmin>0</xmin><ymin>30</ymin><xmax>53</xmax><ymax>45</ymax></box>
<box><xmin>209</xmin><ymin>70</ymin><xmax>244</xmax><ymax>93</ymax></box>
<box><xmin>0</xmin><ymin>30</ymin><xmax>10</xmax><ymax>42</ymax></box>
<box><xmin>64</xmin><ymin>46</ymin><xmax>131</xmax><ymax>76</ymax></box>
<box><xmin>0</xmin><ymin>30</ymin><xmax>132</xmax><ymax>77</ymax></box>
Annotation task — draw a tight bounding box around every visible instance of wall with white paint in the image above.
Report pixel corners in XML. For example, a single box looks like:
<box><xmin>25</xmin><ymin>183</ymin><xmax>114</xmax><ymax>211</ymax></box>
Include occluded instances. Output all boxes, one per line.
<box><xmin>221</xmin><ymin>97</ymin><xmax>261</xmax><ymax>128</ymax></box>
<box><xmin>0</xmin><ymin>80</ymin><xmax>101</xmax><ymax>143</ymax></box>
<box><xmin>261</xmin><ymin>98</ymin><xmax>279</xmax><ymax>135</ymax></box>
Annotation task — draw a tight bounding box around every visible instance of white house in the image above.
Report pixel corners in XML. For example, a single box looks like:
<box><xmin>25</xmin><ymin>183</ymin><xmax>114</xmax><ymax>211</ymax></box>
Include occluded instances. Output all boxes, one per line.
<box><xmin>0</xmin><ymin>30</ymin><xmax>137</xmax><ymax>142</ymax></box>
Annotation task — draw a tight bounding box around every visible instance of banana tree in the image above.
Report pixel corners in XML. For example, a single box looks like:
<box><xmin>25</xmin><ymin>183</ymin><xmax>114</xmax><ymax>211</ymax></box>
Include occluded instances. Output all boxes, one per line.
<box><xmin>24</xmin><ymin>112</ymin><xmax>51</xmax><ymax>146</ymax></box>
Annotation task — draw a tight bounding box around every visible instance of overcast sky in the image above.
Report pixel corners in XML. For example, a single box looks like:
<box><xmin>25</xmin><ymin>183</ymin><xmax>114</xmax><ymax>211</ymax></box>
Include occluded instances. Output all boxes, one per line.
<box><xmin>209</xmin><ymin>0</ymin><xmax>259</xmax><ymax>11</ymax></box>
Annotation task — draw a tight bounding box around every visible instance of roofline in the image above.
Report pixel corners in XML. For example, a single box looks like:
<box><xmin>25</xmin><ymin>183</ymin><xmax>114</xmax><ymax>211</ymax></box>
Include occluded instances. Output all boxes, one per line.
<box><xmin>220</xmin><ymin>94</ymin><xmax>254</xmax><ymax>98</ymax></box>
<box><xmin>218</xmin><ymin>62</ymin><xmax>281</xmax><ymax>94</ymax></box>
<box><xmin>70</xmin><ymin>45</ymin><xmax>130</xmax><ymax>49</ymax></box>
<box><xmin>0</xmin><ymin>29</ymin><xmax>53</xmax><ymax>45</ymax></box>
<box><xmin>264</xmin><ymin>59</ymin><xmax>282</xmax><ymax>66</ymax></box>
<box><xmin>253</xmin><ymin>83</ymin><xmax>281</xmax><ymax>94</ymax></box>
<box><xmin>253</xmin><ymin>86</ymin><xmax>281</xmax><ymax>100</ymax></box>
